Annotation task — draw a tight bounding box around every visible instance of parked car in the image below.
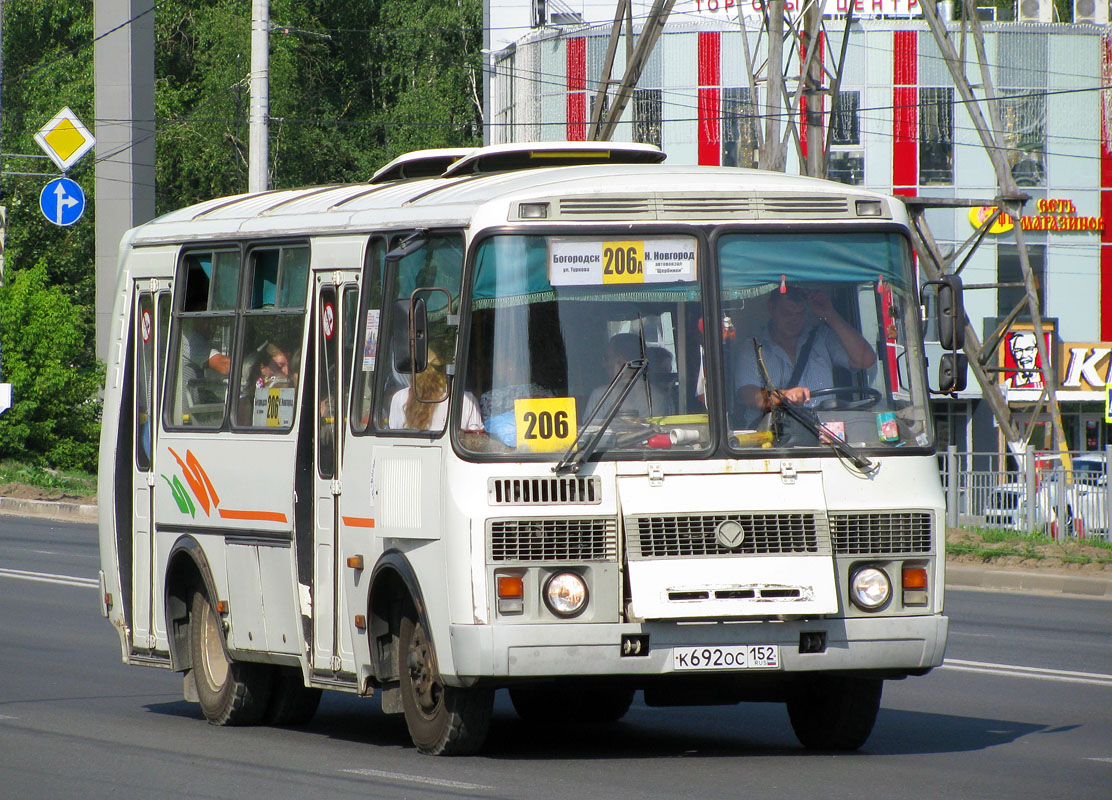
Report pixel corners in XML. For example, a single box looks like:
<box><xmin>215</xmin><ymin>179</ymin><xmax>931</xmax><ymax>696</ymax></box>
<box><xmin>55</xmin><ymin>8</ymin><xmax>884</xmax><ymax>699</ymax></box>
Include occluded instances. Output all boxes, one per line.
<box><xmin>983</xmin><ymin>453</ymin><xmax>1107</xmax><ymax>536</ymax></box>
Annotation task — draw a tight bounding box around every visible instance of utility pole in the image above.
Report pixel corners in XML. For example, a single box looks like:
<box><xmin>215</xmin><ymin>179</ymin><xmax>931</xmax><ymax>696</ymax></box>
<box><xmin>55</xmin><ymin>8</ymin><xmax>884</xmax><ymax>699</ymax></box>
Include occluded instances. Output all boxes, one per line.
<box><xmin>0</xmin><ymin>0</ymin><xmax>6</xmax><ymax>288</ymax></box>
<box><xmin>94</xmin><ymin>0</ymin><xmax>156</xmax><ymax>363</ymax></box>
<box><xmin>249</xmin><ymin>0</ymin><xmax>269</xmax><ymax>193</ymax></box>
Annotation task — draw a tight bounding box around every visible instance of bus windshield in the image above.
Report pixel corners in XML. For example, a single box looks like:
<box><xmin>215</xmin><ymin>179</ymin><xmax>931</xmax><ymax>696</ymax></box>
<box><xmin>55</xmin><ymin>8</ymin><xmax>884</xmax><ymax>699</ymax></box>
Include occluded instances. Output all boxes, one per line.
<box><xmin>459</xmin><ymin>233</ymin><xmax>710</xmax><ymax>457</ymax></box>
<box><xmin>719</xmin><ymin>230</ymin><xmax>931</xmax><ymax>454</ymax></box>
<box><xmin>458</xmin><ymin>229</ymin><xmax>931</xmax><ymax>459</ymax></box>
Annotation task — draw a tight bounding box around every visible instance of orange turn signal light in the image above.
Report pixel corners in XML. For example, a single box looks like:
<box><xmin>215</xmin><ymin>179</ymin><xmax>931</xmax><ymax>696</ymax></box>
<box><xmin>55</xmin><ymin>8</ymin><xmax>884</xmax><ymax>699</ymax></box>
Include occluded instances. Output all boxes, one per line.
<box><xmin>346</xmin><ymin>555</ymin><xmax>365</xmax><ymax>570</ymax></box>
<box><xmin>354</xmin><ymin>614</ymin><xmax>367</xmax><ymax>630</ymax></box>
<box><xmin>902</xmin><ymin>566</ymin><xmax>928</xmax><ymax>590</ymax></box>
<box><xmin>497</xmin><ymin>575</ymin><xmax>524</xmax><ymax>599</ymax></box>
<box><xmin>216</xmin><ymin>600</ymin><xmax>229</xmax><ymax>614</ymax></box>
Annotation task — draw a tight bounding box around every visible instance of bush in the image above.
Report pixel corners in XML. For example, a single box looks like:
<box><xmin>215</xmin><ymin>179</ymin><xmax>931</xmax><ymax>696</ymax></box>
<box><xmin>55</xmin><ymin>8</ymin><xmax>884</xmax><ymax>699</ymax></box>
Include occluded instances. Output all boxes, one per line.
<box><xmin>0</xmin><ymin>260</ymin><xmax>103</xmax><ymax>471</ymax></box>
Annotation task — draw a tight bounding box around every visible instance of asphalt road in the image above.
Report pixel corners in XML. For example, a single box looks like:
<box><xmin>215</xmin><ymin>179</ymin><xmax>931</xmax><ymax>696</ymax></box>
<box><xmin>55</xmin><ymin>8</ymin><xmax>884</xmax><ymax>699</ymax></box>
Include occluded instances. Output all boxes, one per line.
<box><xmin>0</xmin><ymin>516</ymin><xmax>1109</xmax><ymax>799</ymax></box>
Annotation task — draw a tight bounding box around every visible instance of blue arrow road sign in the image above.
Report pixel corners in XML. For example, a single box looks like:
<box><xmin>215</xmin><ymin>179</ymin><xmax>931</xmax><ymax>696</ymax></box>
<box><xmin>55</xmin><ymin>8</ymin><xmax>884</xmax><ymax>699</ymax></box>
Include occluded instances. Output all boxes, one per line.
<box><xmin>39</xmin><ymin>177</ymin><xmax>86</xmax><ymax>226</ymax></box>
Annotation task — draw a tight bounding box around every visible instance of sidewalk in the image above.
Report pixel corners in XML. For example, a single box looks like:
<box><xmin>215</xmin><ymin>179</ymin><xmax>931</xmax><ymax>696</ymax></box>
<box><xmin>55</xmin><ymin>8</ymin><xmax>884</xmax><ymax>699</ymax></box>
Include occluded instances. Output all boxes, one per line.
<box><xmin>0</xmin><ymin>495</ymin><xmax>98</xmax><ymax>523</ymax></box>
<box><xmin>3</xmin><ymin>495</ymin><xmax>1111</xmax><ymax>600</ymax></box>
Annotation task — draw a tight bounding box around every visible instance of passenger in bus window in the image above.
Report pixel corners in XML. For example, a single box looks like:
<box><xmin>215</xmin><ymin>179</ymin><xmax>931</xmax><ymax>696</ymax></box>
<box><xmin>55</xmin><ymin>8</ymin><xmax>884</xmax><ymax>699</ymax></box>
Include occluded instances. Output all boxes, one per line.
<box><xmin>249</xmin><ymin>343</ymin><xmax>295</xmax><ymax>389</ymax></box>
<box><xmin>389</xmin><ymin>349</ymin><xmax>481</xmax><ymax>432</ymax></box>
<box><xmin>182</xmin><ymin>323</ymin><xmax>231</xmax><ymax>378</ymax></box>
<box><xmin>584</xmin><ymin>333</ymin><xmax>656</xmax><ymax>419</ymax></box>
<box><xmin>734</xmin><ymin>288</ymin><xmax>875</xmax><ymax>412</ymax></box>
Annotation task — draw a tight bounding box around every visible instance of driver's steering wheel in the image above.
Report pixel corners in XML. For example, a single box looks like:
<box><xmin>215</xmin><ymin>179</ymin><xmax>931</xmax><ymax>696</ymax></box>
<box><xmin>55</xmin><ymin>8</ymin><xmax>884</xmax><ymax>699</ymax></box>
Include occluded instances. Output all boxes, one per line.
<box><xmin>808</xmin><ymin>386</ymin><xmax>882</xmax><ymax>411</ymax></box>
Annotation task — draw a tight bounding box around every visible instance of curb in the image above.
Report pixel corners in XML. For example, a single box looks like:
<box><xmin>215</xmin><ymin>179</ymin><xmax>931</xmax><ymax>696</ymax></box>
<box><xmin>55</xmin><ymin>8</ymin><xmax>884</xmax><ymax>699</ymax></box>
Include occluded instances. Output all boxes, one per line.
<box><xmin>0</xmin><ymin>496</ymin><xmax>98</xmax><ymax>523</ymax></box>
<box><xmin>947</xmin><ymin>563</ymin><xmax>1112</xmax><ymax>600</ymax></box>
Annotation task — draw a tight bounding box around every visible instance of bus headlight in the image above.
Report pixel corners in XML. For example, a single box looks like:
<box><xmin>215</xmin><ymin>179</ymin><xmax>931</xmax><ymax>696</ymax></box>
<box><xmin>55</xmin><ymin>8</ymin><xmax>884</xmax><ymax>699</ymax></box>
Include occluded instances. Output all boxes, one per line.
<box><xmin>849</xmin><ymin>566</ymin><xmax>891</xmax><ymax>611</ymax></box>
<box><xmin>543</xmin><ymin>571</ymin><xmax>588</xmax><ymax>618</ymax></box>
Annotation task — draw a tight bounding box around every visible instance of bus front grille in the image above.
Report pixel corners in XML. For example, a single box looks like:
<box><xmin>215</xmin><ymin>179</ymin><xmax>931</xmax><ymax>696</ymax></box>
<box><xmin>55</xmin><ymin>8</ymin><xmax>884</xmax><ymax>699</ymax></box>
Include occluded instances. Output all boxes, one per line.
<box><xmin>627</xmin><ymin>513</ymin><xmax>826</xmax><ymax>559</ymax></box>
<box><xmin>487</xmin><ymin>476</ymin><xmax>601</xmax><ymax>505</ymax></box>
<box><xmin>830</xmin><ymin>511</ymin><xmax>933</xmax><ymax>555</ymax></box>
<box><xmin>488</xmin><ymin>518</ymin><xmax>618</xmax><ymax>562</ymax></box>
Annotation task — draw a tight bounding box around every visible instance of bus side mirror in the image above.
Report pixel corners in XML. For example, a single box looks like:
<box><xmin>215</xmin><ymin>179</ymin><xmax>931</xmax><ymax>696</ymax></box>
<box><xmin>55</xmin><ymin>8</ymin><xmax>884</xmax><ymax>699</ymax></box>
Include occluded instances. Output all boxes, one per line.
<box><xmin>391</xmin><ymin>298</ymin><xmax>428</xmax><ymax>374</ymax></box>
<box><xmin>939</xmin><ymin>352</ymin><xmax>968</xmax><ymax>393</ymax></box>
<box><xmin>936</xmin><ymin>274</ymin><xmax>964</xmax><ymax>351</ymax></box>
<box><xmin>409</xmin><ymin>296</ymin><xmax>428</xmax><ymax>375</ymax></box>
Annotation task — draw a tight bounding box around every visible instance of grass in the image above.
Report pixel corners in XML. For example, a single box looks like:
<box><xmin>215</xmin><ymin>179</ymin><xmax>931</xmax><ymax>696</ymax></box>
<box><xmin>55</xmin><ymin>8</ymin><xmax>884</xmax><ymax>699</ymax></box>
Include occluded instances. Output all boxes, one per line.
<box><xmin>0</xmin><ymin>460</ymin><xmax>97</xmax><ymax>497</ymax></box>
<box><xmin>949</xmin><ymin>525</ymin><xmax>1112</xmax><ymax>567</ymax></box>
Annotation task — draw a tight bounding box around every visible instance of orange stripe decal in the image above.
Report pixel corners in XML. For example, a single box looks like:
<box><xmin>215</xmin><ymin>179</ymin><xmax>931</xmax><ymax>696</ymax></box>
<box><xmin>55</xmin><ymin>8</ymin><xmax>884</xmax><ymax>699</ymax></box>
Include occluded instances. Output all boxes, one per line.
<box><xmin>342</xmin><ymin>516</ymin><xmax>376</xmax><ymax>528</ymax></box>
<box><xmin>218</xmin><ymin>508</ymin><xmax>288</xmax><ymax>523</ymax></box>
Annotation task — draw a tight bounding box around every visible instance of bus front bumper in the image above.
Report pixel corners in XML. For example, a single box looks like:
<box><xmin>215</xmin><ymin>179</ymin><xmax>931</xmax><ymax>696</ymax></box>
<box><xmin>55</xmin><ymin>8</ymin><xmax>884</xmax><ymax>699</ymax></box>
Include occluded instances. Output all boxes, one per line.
<box><xmin>445</xmin><ymin>614</ymin><xmax>948</xmax><ymax>683</ymax></box>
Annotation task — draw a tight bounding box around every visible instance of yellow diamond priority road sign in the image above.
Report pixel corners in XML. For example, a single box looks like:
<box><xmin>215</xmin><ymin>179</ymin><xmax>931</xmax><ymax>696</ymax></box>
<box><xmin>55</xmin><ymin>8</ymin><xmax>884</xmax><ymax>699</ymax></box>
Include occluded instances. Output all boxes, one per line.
<box><xmin>34</xmin><ymin>107</ymin><xmax>96</xmax><ymax>172</ymax></box>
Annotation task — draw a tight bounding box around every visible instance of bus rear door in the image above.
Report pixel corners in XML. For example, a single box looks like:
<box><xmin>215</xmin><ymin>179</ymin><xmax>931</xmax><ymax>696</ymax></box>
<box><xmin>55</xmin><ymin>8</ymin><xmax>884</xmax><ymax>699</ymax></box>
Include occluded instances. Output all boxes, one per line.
<box><xmin>310</xmin><ymin>272</ymin><xmax>360</xmax><ymax>677</ymax></box>
<box><xmin>130</xmin><ymin>284</ymin><xmax>170</xmax><ymax>652</ymax></box>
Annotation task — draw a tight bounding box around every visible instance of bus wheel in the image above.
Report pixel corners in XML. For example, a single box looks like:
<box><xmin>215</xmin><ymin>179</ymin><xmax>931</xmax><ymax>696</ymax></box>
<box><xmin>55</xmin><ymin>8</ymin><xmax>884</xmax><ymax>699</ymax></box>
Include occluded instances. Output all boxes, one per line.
<box><xmin>264</xmin><ymin>666</ymin><xmax>322</xmax><ymax>727</ymax></box>
<box><xmin>509</xmin><ymin>685</ymin><xmax>635</xmax><ymax>724</ymax></box>
<box><xmin>786</xmin><ymin>675</ymin><xmax>883</xmax><ymax>751</ymax></box>
<box><xmin>398</xmin><ymin>608</ymin><xmax>493</xmax><ymax>755</ymax></box>
<box><xmin>189</xmin><ymin>590</ymin><xmax>272</xmax><ymax>726</ymax></box>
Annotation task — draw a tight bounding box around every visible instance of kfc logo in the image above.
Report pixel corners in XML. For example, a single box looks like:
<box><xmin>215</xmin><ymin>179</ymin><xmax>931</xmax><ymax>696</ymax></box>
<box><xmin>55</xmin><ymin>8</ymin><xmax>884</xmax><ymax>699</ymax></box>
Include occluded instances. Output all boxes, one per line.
<box><xmin>1002</xmin><ymin>330</ymin><xmax>1051</xmax><ymax>389</ymax></box>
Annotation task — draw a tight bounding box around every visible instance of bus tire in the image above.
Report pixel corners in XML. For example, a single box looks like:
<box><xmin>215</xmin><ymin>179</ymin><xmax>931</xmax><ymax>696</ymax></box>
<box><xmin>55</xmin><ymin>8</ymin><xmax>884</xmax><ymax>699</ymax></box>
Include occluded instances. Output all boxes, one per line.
<box><xmin>509</xmin><ymin>684</ymin><xmax>635</xmax><ymax>724</ymax></box>
<box><xmin>189</xmin><ymin>590</ymin><xmax>273</xmax><ymax>726</ymax></box>
<box><xmin>786</xmin><ymin>675</ymin><xmax>883</xmax><ymax>751</ymax></box>
<box><xmin>264</xmin><ymin>666</ymin><xmax>322</xmax><ymax>727</ymax></box>
<box><xmin>398</xmin><ymin>608</ymin><xmax>492</xmax><ymax>755</ymax></box>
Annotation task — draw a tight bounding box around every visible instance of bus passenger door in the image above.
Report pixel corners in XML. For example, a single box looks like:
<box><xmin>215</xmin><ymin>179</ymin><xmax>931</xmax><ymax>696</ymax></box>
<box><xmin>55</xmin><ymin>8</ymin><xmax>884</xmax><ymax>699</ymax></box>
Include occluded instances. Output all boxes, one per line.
<box><xmin>131</xmin><ymin>286</ymin><xmax>168</xmax><ymax>651</ymax></box>
<box><xmin>310</xmin><ymin>275</ymin><xmax>358</xmax><ymax>675</ymax></box>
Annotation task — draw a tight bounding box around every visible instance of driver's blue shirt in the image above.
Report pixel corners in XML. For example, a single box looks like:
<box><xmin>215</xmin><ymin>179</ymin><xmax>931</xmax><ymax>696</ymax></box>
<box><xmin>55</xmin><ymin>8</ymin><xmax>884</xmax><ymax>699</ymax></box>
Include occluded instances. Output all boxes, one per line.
<box><xmin>734</xmin><ymin>322</ymin><xmax>853</xmax><ymax>407</ymax></box>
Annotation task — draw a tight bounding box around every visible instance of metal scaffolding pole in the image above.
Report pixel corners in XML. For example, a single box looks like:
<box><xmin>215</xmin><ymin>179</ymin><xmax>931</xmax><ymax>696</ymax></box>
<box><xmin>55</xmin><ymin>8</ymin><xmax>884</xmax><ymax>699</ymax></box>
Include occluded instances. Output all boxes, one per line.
<box><xmin>919</xmin><ymin>0</ymin><xmax>1070</xmax><ymax>462</ymax></box>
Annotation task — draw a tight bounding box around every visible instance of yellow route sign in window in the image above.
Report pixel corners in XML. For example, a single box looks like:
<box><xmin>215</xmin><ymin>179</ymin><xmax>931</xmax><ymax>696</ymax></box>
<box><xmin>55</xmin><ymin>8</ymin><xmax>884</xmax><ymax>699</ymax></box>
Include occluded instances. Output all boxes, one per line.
<box><xmin>34</xmin><ymin>107</ymin><xmax>96</xmax><ymax>172</ymax></box>
<box><xmin>514</xmin><ymin>397</ymin><xmax>577</xmax><ymax>452</ymax></box>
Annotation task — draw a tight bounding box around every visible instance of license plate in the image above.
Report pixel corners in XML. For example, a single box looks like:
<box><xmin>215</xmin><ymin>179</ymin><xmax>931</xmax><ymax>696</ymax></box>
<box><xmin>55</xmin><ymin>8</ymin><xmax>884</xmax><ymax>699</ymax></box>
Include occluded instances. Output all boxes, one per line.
<box><xmin>672</xmin><ymin>645</ymin><xmax>780</xmax><ymax>671</ymax></box>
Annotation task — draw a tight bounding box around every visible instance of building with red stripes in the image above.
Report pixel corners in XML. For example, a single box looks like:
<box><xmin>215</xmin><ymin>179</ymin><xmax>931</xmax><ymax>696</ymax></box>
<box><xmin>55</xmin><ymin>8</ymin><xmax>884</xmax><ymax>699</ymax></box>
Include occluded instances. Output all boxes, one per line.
<box><xmin>488</xmin><ymin>15</ymin><xmax>1112</xmax><ymax>452</ymax></box>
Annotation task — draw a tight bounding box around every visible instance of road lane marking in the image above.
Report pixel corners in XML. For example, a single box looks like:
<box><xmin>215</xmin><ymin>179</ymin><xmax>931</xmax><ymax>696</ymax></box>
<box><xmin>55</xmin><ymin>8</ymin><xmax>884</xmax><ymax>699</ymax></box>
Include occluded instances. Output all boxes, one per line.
<box><xmin>942</xmin><ymin>658</ymin><xmax>1112</xmax><ymax>688</ymax></box>
<box><xmin>0</xmin><ymin>567</ymin><xmax>98</xmax><ymax>589</ymax></box>
<box><xmin>342</xmin><ymin>769</ymin><xmax>494</xmax><ymax>791</ymax></box>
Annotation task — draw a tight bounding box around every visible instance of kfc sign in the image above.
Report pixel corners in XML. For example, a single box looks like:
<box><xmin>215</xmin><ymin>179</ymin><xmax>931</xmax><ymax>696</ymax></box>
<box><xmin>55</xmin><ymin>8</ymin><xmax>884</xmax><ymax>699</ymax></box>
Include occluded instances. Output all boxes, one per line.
<box><xmin>1061</xmin><ymin>344</ymin><xmax>1112</xmax><ymax>393</ymax></box>
<box><xmin>1001</xmin><ymin>329</ymin><xmax>1053</xmax><ymax>392</ymax></box>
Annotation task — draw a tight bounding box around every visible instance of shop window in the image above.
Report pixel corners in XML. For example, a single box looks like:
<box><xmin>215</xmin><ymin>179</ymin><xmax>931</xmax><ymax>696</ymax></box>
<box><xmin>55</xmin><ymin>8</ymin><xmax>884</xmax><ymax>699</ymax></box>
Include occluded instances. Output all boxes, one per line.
<box><xmin>1000</xmin><ymin>90</ymin><xmax>1046</xmax><ymax>187</ymax></box>
<box><xmin>828</xmin><ymin>152</ymin><xmax>865</xmax><ymax>185</ymax></box>
<box><xmin>634</xmin><ymin>88</ymin><xmax>662</xmax><ymax>148</ymax></box>
<box><xmin>830</xmin><ymin>90</ymin><xmax>860</xmax><ymax>146</ymax></box>
<box><xmin>997</xmin><ymin>244</ymin><xmax>1046</xmax><ymax>317</ymax></box>
<box><xmin>919</xmin><ymin>87</ymin><xmax>954</xmax><ymax>185</ymax></box>
<box><xmin>828</xmin><ymin>91</ymin><xmax>863</xmax><ymax>185</ymax></box>
<box><xmin>722</xmin><ymin>87</ymin><xmax>758</xmax><ymax>168</ymax></box>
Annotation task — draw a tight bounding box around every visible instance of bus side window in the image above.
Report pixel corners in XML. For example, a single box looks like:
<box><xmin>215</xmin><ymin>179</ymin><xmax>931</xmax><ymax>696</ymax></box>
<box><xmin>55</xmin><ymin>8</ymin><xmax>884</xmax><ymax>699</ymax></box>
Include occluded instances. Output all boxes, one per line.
<box><xmin>352</xmin><ymin>238</ymin><xmax>386</xmax><ymax>433</ymax></box>
<box><xmin>135</xmin><ymin>293</ymin><xmax>154</xmax><ymax>469</ymax></box>
<box><xmin>373</xmin><ymin>233</ymin><xmax>464</xmax><ymax>434</ymax></box>
<box><xmin>165</xmin><ymin>250</ymin><xmax>238</xmax><ymax>428</ymax></box>
<box><xmin>234</xmin><ymin>245</ymin><xmax>310</xmax><ymax>430</ymax></box>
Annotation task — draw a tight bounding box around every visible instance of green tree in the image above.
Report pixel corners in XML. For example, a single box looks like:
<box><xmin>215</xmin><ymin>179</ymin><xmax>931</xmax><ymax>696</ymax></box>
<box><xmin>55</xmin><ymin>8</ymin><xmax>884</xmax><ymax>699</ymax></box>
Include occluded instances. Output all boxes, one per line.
<box><xmin>0</xmin><ymin>261</ymin><xmax>103</xmax><ymax>471</ymax></box>
<box><xmin>0</xmin><ymin>0</ymin><xmax>483</xmax><ymax>469</ymax></box>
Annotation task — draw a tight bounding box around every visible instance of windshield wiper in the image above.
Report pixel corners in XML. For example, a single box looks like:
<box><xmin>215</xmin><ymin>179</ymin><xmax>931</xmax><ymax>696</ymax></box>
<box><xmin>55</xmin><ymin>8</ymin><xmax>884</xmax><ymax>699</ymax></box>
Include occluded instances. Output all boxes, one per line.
<box><xmin>554</xmin><ymin>358</ymin><xmax>648</xmax><ymax>475</ymax></box>
<box><xmin>773</xmin><ymin>395</ymin><xmax>875</xmax><ymax>473</ymax></box>
<box><xmin>752</xmin><ymin>342</ymin><xmax>874</xmax><ymax>473</ymax></box>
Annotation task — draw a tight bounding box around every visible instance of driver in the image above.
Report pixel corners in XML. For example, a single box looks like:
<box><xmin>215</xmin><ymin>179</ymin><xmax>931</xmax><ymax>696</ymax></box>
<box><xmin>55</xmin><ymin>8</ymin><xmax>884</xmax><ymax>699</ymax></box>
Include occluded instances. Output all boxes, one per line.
<box><xmin>735</xmin><ymin>287</ymin><xmax>876</xmax><ymax>413</ymax></box>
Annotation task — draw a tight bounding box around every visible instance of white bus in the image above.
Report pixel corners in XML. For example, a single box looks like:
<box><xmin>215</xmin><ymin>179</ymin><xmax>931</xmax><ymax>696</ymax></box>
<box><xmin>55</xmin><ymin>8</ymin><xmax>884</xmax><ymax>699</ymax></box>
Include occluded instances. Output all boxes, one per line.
<box><xmin>99</xmin><ymin>141</ymin><xmax>951</xmax><ymax>755</ymax></box>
